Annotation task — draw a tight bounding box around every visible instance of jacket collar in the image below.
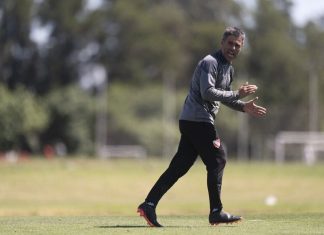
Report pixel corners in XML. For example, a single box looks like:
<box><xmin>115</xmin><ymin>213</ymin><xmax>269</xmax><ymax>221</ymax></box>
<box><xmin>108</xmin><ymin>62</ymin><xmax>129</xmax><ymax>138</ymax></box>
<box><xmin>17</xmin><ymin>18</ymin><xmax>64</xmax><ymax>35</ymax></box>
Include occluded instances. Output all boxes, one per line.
<box><xmin>213</xmin><ymin>50</ymin><xmax>230</xmax><ymax>65</ymax></box>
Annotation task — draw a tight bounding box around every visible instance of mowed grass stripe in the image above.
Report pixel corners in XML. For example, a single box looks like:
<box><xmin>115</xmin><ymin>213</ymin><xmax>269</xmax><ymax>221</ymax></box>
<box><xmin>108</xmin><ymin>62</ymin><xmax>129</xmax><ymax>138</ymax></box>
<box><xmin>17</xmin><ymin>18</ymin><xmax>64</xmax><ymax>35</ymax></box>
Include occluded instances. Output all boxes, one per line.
<box><xmin>0</xmin><ymin>214</ymin><xmax>323</xmax><ymax>235</ymax></box>
<box><xmin>0</xmin><ymin>158</ymin><xmax>323</xmax><ymax>217</ymax></box>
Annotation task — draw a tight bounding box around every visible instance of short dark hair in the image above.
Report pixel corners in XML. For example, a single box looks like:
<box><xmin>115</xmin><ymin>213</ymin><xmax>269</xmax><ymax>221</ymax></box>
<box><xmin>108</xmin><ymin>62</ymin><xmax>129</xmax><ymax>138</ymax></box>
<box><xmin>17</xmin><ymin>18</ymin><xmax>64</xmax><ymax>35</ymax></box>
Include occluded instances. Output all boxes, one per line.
<box><xmin>222</xmin><ymin>27</ymin><xmax>245</xmax><ymax>43</ymax></box>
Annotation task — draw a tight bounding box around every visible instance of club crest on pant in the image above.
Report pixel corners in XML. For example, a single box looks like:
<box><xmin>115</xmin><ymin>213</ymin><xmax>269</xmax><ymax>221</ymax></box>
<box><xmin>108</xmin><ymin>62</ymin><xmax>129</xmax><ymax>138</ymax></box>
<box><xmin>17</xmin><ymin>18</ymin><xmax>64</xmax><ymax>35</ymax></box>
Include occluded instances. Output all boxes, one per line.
<box><xmin>213</xmin><ymin>139</ymin><xmax>221</xmax><ymax>148</ymax></box>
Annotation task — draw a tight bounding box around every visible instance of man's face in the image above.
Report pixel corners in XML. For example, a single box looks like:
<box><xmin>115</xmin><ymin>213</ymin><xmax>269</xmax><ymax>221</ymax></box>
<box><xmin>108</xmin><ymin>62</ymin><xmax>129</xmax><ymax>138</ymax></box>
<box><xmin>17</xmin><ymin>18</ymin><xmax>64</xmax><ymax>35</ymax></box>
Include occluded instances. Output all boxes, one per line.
<box><xmin>221</xmin><ymin>35</ymin><xmax>244</xmax><ymax>63</ymax></box>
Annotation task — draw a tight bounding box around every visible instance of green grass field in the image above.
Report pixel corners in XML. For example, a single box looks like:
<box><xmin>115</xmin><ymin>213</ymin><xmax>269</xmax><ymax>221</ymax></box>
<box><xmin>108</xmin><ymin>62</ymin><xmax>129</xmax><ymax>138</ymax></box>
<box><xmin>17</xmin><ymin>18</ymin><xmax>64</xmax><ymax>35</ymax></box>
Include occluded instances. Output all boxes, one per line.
<box><xmin>0</xmin><ymin>158</ymin><xmax>323</xmax><ymax>234</ymax></box>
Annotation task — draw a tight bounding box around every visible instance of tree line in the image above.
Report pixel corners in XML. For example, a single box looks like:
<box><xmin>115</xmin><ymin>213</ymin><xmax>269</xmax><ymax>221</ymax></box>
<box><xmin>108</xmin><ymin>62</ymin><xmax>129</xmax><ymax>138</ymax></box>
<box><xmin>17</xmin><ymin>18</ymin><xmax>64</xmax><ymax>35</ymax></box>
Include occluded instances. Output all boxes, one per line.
<box><xmin>0</xmin><ymin>0</ymin><xmax>323</xmax><ymax>157</ymax></box>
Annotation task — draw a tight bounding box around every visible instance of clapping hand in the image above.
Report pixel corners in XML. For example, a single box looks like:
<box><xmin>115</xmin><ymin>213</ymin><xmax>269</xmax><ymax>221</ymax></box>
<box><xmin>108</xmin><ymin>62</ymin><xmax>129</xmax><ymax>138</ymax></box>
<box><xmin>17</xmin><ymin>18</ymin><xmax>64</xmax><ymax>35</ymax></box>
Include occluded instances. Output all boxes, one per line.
<box><xmin>239</xmin><ymin>82</ymin><xmax>258</xmax><ymax>98</ymax></box>
<box><xmin>243</xmin><ymin>97</ymin><xmax>267</xmax><ymax>117</ymax></box>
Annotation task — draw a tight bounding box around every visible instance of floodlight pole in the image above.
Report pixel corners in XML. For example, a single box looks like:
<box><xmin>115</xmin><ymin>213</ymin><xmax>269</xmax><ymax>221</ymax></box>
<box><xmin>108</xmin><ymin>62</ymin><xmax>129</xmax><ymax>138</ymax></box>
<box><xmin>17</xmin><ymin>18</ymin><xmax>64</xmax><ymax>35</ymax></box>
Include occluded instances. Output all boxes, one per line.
<box><xmin>162</xmin><ymin>71</ymin><xmax>176</xmax><ymax>158</ymax></box>
<box><xmin>237</xmin><ymin>77</ymin><xmax>249</xmax><ymax>161</ymax></box>
<box><xmin>237</xmin><ymin>112</ymin><xmax>249</xmax><ymax>161</ymax></box>
<box><xmin>309</xmin><ymin>67</ymin><xmax>318</xmax><ymax>132</ymax></box>
<box><xmin>95</xmin><ymin>70</ymin><xmax>108</xmax><ymax>158</ymax></box>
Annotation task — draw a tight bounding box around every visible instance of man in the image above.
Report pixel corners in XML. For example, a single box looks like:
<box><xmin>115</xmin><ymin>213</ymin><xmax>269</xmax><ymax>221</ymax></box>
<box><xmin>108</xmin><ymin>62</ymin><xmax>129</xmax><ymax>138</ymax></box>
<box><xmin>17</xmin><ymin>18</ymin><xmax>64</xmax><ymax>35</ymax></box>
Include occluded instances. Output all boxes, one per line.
<box><xmin>137</xmin><ymin>27</ymin><xmax>267</xmax><ymax>227</ymax></box>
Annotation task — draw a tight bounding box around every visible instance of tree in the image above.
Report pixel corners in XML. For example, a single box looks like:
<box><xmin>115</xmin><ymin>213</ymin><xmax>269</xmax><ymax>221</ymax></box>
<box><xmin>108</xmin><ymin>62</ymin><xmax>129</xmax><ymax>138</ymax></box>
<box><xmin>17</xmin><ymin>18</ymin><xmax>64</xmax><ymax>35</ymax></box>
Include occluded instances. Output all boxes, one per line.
<box><xmin>41</xmin><ymin>86</ymin><xmax>95</xmax><ymax>154</ymax></box>
<box><xmin>0</xmin><ymin>0</ymin><xmax>40</xmax><ymax>91</ymax></box>
<box><xmin>247</xmin><ymin>0</ymin><xmax>308</xmax><ymax>134</ymax></box>
<box><xmin>106</xmin><ymin>0</ymin><xmax>189</xmax><ymax>85</ymax></box>
<box><xmin>0</xmin><ymin>85</ymin><xmax>48</xmax><ymax>152</ymax></box>
<box><xmin>35</xmin><ymin>0</ymin><xmax>87</xmax><ymax>94</ymax></box>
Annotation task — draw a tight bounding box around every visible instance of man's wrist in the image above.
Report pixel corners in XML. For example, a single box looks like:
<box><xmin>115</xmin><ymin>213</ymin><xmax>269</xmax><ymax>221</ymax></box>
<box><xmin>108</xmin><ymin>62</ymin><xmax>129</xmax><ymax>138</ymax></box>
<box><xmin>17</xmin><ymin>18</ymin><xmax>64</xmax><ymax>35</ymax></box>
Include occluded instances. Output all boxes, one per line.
<box><xmin>242</xmin><ymin>103</ymin><xmax>247</xmax><ymax>112</ymax></box>
<box><xmin>233</xmin><ymin>90</ymin><xmax>240</xmax><ymax>99</ymax></box>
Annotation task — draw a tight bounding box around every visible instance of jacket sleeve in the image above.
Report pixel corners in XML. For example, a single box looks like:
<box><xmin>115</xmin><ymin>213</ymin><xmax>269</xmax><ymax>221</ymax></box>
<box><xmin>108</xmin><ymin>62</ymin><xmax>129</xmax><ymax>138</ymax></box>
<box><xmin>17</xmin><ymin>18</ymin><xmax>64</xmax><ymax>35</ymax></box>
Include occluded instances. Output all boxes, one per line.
<box><xmin>199</xmin><ymin>61</ymin><xmax>240</xmax><ymax>102</ymax></box>
<box><xmin>221</xmin><ymin>69</ymin><xmax>245</xmax><ymax>112</ymax></box>
<box><xmin>222</xmin><ymin>100</ymin><xmax>246</xmax><ymax>112</ymax></box>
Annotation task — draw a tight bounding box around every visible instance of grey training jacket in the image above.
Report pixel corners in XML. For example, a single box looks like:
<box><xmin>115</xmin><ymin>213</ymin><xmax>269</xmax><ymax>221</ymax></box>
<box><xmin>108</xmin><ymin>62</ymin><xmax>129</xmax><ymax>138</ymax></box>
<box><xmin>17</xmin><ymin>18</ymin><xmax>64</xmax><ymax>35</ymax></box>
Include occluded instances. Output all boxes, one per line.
<box><xmin>179</xmin><ymin>50</ymin><xmax>245</xmax><ymax>124</ymax></box>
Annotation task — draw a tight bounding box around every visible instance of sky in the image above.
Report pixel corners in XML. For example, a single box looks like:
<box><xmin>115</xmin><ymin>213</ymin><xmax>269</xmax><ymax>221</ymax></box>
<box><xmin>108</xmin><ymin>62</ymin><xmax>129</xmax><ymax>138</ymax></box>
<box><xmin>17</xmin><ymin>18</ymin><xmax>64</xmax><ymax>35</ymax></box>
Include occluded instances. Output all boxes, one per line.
<box><xmin>290</xmin><ymin>0</ymin><xmax>324</xmax><ymax>26</ymax></box>
<box><xmin>30</xmin><ymin>0</ymin><xmax>104</xmax><ymax>45</ymax></box>
<box><xmin>237</xmin><ymin>0</ymin><xmax>324</xmax><ymax>26</ymax></box>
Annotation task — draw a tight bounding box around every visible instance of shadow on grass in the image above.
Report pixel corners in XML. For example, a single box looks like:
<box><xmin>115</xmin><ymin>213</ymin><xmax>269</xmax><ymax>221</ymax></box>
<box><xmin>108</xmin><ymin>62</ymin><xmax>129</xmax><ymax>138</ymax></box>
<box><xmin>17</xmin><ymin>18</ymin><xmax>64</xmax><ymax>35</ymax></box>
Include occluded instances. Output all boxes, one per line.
<box><xmin>95</xmin><ymin>225</ymin><xmax>237</xmax><ymax>229</ymax></box>
<box><xmin>96</xmin><ymin>225</ymin><xmax>148</xmax><ymax>228</ymax></box>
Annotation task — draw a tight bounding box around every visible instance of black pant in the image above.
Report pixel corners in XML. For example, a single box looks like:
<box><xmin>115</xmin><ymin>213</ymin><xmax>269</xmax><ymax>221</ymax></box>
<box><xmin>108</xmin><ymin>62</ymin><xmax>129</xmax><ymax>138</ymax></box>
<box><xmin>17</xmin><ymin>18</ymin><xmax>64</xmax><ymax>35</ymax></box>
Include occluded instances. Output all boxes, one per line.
<box><xmin>145</xmin><ymin>120</ymin><xmax>227</xmax><ymax>212</ymax></box>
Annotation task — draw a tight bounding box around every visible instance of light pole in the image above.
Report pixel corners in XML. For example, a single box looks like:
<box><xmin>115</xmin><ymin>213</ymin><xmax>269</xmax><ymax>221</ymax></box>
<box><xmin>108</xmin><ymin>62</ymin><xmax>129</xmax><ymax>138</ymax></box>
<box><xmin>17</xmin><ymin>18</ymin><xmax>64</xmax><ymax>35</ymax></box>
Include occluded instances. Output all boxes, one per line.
<box><xmin>80</xmin><ymin>63</ymin><xmax>108</xmax><ymax>157</ymax></box>
<box><xmin>162</xmin><ymin>70</ymin><xmax>176</xmax><ymax>158</ymax></box>
<box><xmin>308</xmin><ymin>66</ymin><xmax>319</xmax><ymax>132</ymax></box>
<box><xmin>237</xmin><ymin>111</ymin><xmax>249</xmax><ymax>161</ymax></box>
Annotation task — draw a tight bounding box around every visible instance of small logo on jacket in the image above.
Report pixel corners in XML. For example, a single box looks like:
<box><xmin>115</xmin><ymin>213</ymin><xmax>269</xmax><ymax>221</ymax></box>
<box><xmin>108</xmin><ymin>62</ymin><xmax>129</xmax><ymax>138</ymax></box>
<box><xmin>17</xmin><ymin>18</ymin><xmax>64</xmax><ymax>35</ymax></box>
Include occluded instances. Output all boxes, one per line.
<box><xmin>213</xmin><ymin>139</ymin><xmax>221</xmax><ymax>148</ymax></box>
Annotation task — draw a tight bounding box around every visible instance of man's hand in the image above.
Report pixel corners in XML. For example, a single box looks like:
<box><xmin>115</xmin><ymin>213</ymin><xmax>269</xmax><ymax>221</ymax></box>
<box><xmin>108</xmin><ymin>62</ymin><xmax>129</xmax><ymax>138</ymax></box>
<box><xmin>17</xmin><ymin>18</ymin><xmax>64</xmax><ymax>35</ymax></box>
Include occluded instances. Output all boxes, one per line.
<box><xmin>243</xmin><ymin>97</ymin><xmax>267</xmax><ymax>117</ymax></box>
<box><xmin>239</xmin><ymin>82</ymin><xmax>258</xmax><ymax>98</ymax></box>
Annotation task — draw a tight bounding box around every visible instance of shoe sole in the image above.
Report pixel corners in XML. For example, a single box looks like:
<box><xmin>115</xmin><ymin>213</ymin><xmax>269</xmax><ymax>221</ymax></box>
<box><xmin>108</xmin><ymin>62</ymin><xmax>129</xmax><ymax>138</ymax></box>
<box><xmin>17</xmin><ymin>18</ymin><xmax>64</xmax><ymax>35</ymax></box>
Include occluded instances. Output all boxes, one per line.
<box><xmin>138</xmin><ymin>207</ymin><xmax>241</xmax><ymax>227</ymax></box>
<box><xmin>210</xmin><ymin>218</ymin><xmax>243</xmax><ymax>226</ymax></box>
<box><xmin>137</xmin><ymin>208</ymin><xmax>156</xmax><ymax>227</ymax></box>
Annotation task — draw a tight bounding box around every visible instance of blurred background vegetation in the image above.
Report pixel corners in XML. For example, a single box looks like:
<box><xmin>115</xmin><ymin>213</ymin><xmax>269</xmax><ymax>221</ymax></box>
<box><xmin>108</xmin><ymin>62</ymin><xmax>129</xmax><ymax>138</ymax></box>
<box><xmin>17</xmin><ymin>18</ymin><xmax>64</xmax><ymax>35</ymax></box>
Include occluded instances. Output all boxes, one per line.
<box><xmin>0</xmin><ymin>0</ymin><xmax>323</xmax><ymax>159</ymax></box>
